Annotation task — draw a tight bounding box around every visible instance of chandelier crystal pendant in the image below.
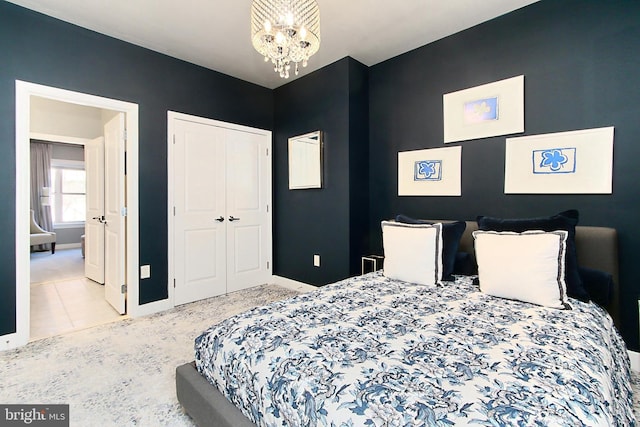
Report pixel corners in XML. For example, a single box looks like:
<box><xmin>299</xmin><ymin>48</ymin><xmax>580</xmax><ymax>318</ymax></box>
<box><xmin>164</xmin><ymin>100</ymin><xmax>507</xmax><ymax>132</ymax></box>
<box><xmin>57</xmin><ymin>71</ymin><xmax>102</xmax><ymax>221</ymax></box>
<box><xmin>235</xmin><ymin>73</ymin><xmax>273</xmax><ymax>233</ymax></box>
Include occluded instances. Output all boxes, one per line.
<box><xmin>251</xmin><ymin>0</ymin><xmax>321</xmax><ymax>79</ymax></box>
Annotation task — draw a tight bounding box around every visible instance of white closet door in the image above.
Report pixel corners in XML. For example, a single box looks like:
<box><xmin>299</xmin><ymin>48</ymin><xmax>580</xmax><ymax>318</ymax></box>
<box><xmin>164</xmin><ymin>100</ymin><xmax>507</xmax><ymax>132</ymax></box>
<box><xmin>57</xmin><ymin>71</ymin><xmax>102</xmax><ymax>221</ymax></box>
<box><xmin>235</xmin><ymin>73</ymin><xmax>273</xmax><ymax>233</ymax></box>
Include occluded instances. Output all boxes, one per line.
<box><xmin>174</xmin><ymin>119</ymin><xmax>227</xmax><ymax>305</ymax></box>
<box><xmin>225</xmin><ymin>129</ymin><xmax>272</xmax><ymax>292</ymax></box>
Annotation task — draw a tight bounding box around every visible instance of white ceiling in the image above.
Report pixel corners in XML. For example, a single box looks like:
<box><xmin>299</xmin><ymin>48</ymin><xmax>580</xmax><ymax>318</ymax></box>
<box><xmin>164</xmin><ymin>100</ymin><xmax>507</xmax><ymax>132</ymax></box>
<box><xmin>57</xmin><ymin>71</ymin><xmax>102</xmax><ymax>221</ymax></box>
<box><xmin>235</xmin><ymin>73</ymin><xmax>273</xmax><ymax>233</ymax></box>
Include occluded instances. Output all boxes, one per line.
<box><xmin>7</xmin><ymin>0</ymin><xmax>540</xmax><ymax>89</ymax></box>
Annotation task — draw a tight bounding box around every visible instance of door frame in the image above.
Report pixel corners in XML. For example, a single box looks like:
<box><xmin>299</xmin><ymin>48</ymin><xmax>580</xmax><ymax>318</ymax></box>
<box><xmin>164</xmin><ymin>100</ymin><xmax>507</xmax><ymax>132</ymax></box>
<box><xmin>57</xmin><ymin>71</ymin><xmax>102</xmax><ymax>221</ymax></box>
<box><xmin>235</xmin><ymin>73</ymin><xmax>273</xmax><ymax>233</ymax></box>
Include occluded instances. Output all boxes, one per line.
<box><xmin>167</xmin><ymin>111</ymin><xmax>272</xmax><ymax>307</ymax></box>
<box><xmin>10</xmin><ymin>80</ymin><xmax>140</xmax><ymax>350</ymax></box>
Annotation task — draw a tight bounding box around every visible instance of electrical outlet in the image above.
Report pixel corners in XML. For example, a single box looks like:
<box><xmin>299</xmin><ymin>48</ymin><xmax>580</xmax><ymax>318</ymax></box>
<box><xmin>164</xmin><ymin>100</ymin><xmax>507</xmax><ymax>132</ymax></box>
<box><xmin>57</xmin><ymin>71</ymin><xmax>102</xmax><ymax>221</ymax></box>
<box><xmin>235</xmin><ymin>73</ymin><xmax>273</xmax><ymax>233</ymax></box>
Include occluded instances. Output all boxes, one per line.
<box><xmin>313</xmin><ymin>254</ymin><xmax>321</xmax><ymax>267</ymax></box>
<box><xmin>140</xmin><ymin>265</ymin><xmax>151</xmax><ymax>279</ymax></box>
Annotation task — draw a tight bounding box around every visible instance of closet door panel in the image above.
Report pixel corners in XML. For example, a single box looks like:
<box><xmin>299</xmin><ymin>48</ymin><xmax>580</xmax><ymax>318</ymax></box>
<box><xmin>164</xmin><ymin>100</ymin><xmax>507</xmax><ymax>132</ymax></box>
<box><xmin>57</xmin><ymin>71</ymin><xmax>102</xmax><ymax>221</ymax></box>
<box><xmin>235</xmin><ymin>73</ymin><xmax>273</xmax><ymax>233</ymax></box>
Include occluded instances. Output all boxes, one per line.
<box><xmin>232</xmin><ymin>225</ymin><xmax>262</xmax><ymax>273</ymax></box>
<box><xmin>226</xmin><ymin>130</ymin><xmax>271</xmax><ymax>292</ymax></box>
<box><xmin>174</xmin><ymin>120</ymin><xmax>227</xmax><ymax>305</ymax></box>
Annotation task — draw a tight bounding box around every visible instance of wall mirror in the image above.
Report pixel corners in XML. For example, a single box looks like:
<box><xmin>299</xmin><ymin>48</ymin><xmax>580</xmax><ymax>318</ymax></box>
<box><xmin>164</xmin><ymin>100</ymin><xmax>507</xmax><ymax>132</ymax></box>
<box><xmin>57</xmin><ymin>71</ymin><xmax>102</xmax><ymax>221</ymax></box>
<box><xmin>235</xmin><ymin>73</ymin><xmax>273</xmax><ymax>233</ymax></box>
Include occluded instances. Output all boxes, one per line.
<box><xmin>288</xmin><ymin>131</ymin><xmax>323</xmax><ymax>189</ymax></box>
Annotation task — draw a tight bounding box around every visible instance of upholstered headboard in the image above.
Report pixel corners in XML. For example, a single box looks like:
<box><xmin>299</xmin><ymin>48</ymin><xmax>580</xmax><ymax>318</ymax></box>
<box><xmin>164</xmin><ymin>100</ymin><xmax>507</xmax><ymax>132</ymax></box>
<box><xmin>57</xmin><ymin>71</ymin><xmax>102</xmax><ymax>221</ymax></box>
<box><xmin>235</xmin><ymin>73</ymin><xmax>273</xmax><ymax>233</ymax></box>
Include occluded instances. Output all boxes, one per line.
<box><xmin>430</xmin><ymin>220</ymin><xmax>620</xmax><ymax>326</ymax></box>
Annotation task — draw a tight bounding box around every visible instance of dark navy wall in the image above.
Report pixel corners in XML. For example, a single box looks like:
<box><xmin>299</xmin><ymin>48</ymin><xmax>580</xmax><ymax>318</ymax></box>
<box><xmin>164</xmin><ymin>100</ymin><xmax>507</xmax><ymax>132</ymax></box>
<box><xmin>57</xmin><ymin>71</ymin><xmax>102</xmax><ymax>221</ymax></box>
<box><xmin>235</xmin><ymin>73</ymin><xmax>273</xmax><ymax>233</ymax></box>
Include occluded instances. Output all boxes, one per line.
<box><xmin>273</xmin><ymin>58</ymin><xmax>368</xmax><ymax>285</ymax></box>
<box><xmin>368</xmin><ymin>0</ymin><xmax>640</xmax><ymax>349</ymax></box>
<box><xmin>348</xmin><ymin>60</ymin><xmax>370</xmax><ymax>276</ymax></box>
<box><xmin>0</xmin><ymin>2</ymin><xmax>273</xmax><ymax>335</ymax></box>
<box><xmin>3</xmin><ymin>0</ymin><xmax>638</xmax><ymax>350</ymax></box>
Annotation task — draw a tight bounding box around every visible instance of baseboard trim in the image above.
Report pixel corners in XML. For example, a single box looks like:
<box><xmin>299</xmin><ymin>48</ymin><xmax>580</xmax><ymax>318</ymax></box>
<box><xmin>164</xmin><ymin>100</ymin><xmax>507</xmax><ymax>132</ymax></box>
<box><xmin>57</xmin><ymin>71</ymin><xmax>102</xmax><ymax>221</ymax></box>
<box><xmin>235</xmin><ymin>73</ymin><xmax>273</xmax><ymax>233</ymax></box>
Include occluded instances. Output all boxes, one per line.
<box><xmin>0</xmin><ymin>332</ymin><xmax>24</xmax><ymax>352</ymax></box>
<box><xmin>56</xmin><ymin>243</ymin><xmax>81</xmax><ymax>250</ymax></box>
<box><xmin>129</xmin><ymin>297</ymin><xmax>172</xmax><ymax>318</ymax></box>
<box><xmin>272</xmin><ymin>275</ymin><xmax>317</xmax><ymax>293</ymax></box>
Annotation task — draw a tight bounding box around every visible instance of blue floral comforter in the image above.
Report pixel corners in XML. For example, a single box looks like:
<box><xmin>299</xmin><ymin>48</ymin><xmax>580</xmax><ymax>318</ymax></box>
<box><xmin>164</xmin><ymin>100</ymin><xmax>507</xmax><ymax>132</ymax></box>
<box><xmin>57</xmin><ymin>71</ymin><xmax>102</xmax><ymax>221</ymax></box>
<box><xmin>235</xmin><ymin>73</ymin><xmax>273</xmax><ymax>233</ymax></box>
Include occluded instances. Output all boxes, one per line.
<box><xmin>195</xmin><ymin>273</ymin><xmax>635</xmax><ymax>426</ymax></box>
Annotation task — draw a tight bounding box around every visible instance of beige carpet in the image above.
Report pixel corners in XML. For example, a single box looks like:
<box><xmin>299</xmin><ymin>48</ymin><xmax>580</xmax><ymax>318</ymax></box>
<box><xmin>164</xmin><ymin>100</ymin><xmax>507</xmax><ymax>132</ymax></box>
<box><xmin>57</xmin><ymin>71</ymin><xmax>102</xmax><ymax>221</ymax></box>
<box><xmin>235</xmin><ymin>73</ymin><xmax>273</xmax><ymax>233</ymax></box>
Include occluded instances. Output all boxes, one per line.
<box><xmin>0</xmin><ymin>284</ymin><xmax>300</xmax><ymax>426</ymax></box>
<box><xmin>30</xmin><ymin>247</ymin><xmax>84</xmax><ymax>284</ymax></box>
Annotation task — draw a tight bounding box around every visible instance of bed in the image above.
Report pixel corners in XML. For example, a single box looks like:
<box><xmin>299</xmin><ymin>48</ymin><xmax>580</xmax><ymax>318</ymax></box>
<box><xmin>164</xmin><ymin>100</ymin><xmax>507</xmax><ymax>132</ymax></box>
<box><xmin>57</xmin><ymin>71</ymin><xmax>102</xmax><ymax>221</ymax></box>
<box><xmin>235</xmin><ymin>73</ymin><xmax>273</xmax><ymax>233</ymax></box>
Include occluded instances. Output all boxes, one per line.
<box><xmin>176</xmin><ymin>216</ymin><xmax>634</xmax><ymax>426</ymax></box>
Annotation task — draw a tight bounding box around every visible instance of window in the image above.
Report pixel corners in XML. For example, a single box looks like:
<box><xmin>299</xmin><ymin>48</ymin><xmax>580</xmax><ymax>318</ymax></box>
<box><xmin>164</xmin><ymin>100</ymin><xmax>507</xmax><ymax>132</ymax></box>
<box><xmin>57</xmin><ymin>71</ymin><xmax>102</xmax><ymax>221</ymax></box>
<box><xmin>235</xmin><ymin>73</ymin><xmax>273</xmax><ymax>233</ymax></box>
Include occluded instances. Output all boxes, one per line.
<box><xmin>51</xmin><ymin>160</ymin><xmax>86</xmax><ymax>225</ymax></box>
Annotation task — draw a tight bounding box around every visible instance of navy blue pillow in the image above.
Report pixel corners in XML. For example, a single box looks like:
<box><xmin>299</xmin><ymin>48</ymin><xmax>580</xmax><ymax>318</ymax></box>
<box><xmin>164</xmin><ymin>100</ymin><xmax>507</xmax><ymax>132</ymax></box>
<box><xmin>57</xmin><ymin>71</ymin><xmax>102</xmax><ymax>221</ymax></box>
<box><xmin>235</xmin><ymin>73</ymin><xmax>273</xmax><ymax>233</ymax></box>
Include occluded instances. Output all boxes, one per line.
<box><xmin>453</xmin><ymin>251</ymin><xmax>477</xmax><ymax>276</ymax></box>
<box><xmin>578</xmin><ymin>266</ymin><xmax>613</xmax><ymax>308</ymax></box>
<box><xmin>395</xmin><ymin>215</ymin><xmax>466</xmax><ymax>281</ymax></box>
<box><xmin>476</xmin><ymin>210</ymin><xmax>590</xmax><ymax>302</ymax></box>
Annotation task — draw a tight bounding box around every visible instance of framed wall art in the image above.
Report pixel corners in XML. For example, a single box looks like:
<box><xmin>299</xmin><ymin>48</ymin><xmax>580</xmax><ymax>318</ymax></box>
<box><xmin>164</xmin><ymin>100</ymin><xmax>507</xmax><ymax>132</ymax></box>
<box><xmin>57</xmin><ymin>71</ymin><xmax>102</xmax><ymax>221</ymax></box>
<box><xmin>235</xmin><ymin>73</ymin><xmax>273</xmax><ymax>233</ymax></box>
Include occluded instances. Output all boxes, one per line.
<box><xmin>504</xmin><ymin>126</ymin><xmax>614</xmax><ymax>194</ymax></box>
<box><xmin>398</xmin><ymin>146</ymin><xmax>462</xmax><ymax>196</ymax></box>
<box><xmin>443</xmin><ymin>75</ymin><xmax>524</xmax><ymax>143</ymax></box>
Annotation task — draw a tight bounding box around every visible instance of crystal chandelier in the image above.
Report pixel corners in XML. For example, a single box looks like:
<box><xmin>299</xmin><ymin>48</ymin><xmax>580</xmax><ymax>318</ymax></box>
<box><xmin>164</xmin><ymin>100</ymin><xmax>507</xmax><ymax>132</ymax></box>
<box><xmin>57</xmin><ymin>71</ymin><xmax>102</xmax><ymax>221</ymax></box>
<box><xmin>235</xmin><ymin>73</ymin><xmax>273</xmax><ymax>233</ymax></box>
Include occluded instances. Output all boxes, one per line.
<box><xmin>251</xmin><ymin>0</ymin><xmax>321</xmax><ymax>79</ymax></box>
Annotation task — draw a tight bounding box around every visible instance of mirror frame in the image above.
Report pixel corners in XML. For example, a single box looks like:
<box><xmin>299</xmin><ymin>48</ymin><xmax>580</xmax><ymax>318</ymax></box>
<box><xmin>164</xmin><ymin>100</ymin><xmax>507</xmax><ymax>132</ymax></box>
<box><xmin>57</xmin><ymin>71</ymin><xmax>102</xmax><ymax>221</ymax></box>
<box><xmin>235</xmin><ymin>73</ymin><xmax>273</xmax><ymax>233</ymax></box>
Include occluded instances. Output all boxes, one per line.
<box><xmin>288</xmin><ymin>130</ymin><xmax>323</xmax><ymax>190</ymax></box>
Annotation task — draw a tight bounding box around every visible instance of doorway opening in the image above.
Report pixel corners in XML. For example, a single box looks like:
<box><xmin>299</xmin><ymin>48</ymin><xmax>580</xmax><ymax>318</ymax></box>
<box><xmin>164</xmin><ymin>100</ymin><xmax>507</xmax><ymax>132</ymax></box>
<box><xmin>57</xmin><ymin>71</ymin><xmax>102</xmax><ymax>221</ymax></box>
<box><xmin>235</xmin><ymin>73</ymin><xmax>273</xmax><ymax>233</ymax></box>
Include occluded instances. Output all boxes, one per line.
<box><xmin>11</xmin><ymin>81</ymin><xmax>140</xmax><ymax>350</ymax></box>
<box><xmin>28</xmin><ymin>99</ymin><xmax>126</xmax><ymax>339</ymax></box>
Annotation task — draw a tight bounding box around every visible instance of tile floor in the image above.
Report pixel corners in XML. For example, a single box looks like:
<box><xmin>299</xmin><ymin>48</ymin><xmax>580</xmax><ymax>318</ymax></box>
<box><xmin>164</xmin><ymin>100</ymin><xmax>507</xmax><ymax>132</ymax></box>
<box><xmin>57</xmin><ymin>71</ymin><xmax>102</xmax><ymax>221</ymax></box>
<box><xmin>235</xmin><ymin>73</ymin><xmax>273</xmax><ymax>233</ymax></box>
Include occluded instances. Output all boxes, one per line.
<box><xmin>30</xmin><ymin>248</ymin><xmax>125</xmax><ymax>340</ymax></box>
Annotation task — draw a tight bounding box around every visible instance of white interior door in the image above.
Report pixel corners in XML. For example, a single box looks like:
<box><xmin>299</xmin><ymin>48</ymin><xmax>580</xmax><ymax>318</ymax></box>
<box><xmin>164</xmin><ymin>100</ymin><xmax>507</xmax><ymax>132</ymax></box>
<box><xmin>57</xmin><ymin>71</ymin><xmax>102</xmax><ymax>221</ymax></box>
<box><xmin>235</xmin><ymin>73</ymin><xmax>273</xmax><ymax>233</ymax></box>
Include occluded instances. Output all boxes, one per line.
<box><xmin>173</xmin><ymin>119</ymin><xmax>227</xmax><ymax>305</ymax></box>
<box><xmin>103</xmin><ymin>113</ymin><xmax>126</xmax><ymax>314</ymax></box>
<box><xmin>84</xmin><ymin>136</ymin><xmax>105</xmax><ymax>283</ymax></box>
<box><xmin>226</xmin><ymin>130</ymin><xmax>272</xmax><ymax>292</ymax></box>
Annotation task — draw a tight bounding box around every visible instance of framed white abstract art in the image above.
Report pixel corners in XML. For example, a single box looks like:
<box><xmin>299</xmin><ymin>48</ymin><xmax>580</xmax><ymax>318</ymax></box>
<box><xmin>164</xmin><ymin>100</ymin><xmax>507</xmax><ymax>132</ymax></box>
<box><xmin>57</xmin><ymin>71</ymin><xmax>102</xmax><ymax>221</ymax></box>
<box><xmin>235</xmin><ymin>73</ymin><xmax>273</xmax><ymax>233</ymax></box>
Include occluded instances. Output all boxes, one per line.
<box><xmin>398</xmin><ymin>146</ymin><xmax>462</xmax><ymax>196</ymax></box>
<box><xmin>504</xmin><ymin>126</ymin><xmax>614</xmax><ymax>194</ymax></box>
<box><xmin>443</xmin><ymin>75</ymin><xmax>524</xmax><ymax>143</ymax></box>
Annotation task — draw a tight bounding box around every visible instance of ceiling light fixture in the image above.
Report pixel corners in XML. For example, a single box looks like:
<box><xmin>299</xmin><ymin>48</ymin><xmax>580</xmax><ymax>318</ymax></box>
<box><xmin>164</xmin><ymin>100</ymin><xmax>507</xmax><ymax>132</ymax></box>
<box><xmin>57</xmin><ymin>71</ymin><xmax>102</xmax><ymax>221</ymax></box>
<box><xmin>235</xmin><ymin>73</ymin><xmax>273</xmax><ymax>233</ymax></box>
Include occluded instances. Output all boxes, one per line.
<box><xmin>251</xmin><ymin>0</ymin><xmax>321</xmax><ymax>79</ymax></box>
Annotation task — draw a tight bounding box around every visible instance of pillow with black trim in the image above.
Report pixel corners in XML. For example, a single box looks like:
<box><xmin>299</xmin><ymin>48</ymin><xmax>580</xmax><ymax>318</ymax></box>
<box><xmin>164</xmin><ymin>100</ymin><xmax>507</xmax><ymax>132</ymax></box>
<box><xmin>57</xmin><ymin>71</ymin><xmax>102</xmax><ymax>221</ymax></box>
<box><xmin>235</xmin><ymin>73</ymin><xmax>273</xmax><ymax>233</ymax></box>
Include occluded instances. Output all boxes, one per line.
<box><xmin>395</xmin><ymin>215</ymin><xmax>466</xmax><ymax>281</ymax></box>
<box><xmin>382</xmin><ymin>221</ymin><xmax>443</xmax><ymax>286</ymax></box>
<box><xmin>476</xmin><ymin>210</ymin><xmax>589</xmax><ymax>302</ymax></box>
<box><xmin>473</xmin><ymin>229</ymin><xmax>570</xmax><ymax>309</ymax></box>
<box><xmin>578</xmin><ymin>266</ymin><xmax>613</xmax><ymax>308</ymax></box>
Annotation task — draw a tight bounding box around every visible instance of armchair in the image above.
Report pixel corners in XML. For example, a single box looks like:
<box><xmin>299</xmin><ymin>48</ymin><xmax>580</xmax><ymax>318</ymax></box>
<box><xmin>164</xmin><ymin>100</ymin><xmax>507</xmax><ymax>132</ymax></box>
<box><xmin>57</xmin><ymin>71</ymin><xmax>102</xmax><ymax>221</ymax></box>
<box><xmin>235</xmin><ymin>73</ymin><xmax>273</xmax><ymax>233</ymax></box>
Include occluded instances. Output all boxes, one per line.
<box><xmin>30</xmin><ymin>209</ymin><xmax>56</xmax><ymax>254</ymax></box>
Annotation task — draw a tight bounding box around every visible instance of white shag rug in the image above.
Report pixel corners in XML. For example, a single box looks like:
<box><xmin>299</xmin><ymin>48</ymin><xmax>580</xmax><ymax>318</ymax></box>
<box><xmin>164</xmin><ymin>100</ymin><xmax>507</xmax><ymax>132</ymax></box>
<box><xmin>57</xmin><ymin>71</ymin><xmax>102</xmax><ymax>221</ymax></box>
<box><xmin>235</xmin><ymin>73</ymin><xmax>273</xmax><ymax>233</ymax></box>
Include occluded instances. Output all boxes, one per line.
<box><xmin>0</xmin><ymin>284</ymin><xmax>300</xmax><ymax>426</ymax></box>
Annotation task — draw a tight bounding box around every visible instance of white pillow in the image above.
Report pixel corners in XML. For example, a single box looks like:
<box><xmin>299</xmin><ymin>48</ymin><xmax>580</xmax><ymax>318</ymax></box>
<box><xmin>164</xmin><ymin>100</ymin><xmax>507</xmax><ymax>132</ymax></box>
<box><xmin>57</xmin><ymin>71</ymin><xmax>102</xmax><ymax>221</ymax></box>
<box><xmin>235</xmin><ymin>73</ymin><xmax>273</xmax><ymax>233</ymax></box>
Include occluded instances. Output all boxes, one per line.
<box><xmin>381</xmin><ymin>221</ymin><xmax>443</xmax><ymax>286</ymax></box>
<box><xmin>473</xmin><ymin>230</ymin><xmax>570</xmax><ymax>309</ymax></box>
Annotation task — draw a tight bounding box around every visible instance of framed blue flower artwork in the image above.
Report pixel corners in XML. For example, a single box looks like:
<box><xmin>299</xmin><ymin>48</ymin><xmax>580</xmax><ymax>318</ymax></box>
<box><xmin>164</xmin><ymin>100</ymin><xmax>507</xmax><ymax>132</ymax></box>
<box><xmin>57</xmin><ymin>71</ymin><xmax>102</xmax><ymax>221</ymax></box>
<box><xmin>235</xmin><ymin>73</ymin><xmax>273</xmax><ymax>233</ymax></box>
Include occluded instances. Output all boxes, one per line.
<box><xmin>443</xmin><ymin>75</ymin><xmax>524</xmax><ymax>143</ymax></box>
<box><xmin>398</xmin><ymin>146</ymin><xmax>461</xmax><ymax>196</ymax></box>
<box><xmin>532</xmin><ymin>147</ymin><xmax>577</xmax><ymax>174</ymax></box>
<box><xmin>464</xmin><ymin>97</ymin><xmax>499</xmax><ymax>124</ymax></box>
<box><xmin>505</xmin><ymin>127</ymin><xmax>614</xmax><ymax>194</ymax></box>
<box><xmin>414</xmin><ymin>160</ymin><xmax>442</xmax><ymax>181</ymax></box>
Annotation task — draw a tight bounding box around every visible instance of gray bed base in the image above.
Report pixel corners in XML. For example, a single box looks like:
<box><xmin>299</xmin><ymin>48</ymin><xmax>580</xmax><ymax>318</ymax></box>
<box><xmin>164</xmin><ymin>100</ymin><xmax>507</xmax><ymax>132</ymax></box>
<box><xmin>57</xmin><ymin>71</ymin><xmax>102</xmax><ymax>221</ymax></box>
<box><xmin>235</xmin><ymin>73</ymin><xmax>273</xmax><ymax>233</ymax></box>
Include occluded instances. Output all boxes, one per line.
<box><xmin>176</xmin><ymin>362</ymin><xmax>256</xmax><ymax>427</ymax></box>
<box><xmin>176</xmin><ymin>223</ymin><xmax>619</xmax><ymax>427</ymax></box>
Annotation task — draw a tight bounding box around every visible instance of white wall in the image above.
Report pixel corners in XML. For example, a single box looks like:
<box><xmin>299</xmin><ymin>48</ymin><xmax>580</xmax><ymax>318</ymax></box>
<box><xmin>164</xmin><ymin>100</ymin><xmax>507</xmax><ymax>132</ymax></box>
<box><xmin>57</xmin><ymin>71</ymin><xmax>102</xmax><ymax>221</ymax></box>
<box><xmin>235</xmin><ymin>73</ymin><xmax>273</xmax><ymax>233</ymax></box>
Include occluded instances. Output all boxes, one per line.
<box><xmin>31</xmin><ymin>96</ymin><xmax>103</xmax><ymax>139</ymax></box>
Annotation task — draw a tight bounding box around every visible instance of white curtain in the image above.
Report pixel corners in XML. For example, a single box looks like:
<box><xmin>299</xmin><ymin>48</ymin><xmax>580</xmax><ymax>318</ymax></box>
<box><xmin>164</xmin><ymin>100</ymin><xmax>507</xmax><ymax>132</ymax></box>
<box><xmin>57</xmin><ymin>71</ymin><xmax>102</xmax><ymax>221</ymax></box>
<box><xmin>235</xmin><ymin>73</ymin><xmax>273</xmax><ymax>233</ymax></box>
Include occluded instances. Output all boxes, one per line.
<box><xmin>30</xmin><ymin>141</ymin><xmax>53</xmax><ymax>251</ymax></box>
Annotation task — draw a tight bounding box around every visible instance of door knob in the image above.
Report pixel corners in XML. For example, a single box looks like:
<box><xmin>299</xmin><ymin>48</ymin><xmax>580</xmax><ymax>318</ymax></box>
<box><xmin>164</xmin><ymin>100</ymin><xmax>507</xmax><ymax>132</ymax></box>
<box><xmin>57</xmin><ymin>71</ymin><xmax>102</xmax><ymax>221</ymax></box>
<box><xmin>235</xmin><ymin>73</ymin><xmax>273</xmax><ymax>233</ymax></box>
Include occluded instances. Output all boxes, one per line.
<box><xmin>92</xmin><ymin>215</ymin><xmax>106</xmax><ymax>223</ymax></box>
<box><xmin>215</xmin><ymin>216</ymin><xmax>225</xmax><ymax>222</ymax></box>
<box><xmin>229</xmin><ymin>216</ymin><xmax>240</xmax><ymax>222</ymax></box>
